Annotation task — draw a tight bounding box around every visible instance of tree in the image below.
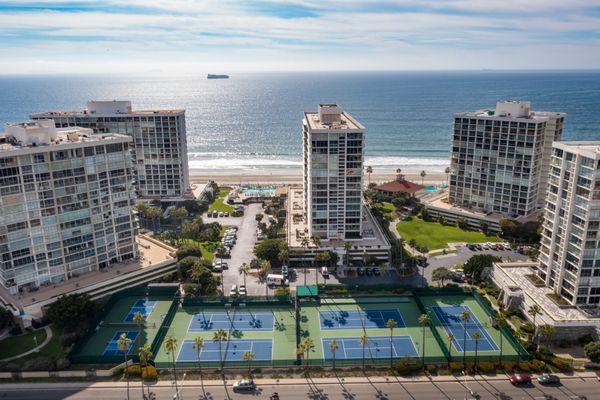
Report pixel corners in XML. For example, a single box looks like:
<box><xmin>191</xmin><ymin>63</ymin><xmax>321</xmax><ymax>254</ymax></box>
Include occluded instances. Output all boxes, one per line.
<box><xmin>447</xmin><ymin>333</ymin><xmax>455</xmax><ymax>365</ymax></box>
<box><xmin>300</xmin><ymin>338</ymin><xmax>314</xmax><ymax>371</ymax></box>
<box><xmin>472</xmin><ymin>332</ymin><xmax>481</xmax><ymax>372</ymax></box>
<box><xmin>189</xmin><ymin>263</ymin><xmax>218</xmax><ymax>295</ymax></box>
<box><xmin>164</xmin><ymin>336</ymin><xmax>179</xmax><ymax>391</ymax></box>
<box><xmin>193</xmin><ymin>337</ymin><xmax>206</xmax><ymax>395</ymax></box>
<box><xmin>528</xmin><ymin>304</ymin><xmax>542</xmax><ymax>329</ymax></box>
<box><xmin>300</xmin><ymin>236</ymin><xmax>310</xmax><ymax>285</ymax></box>
<box><xmin>170</xmin><ymin>206</ymin><xmax>188</xmax><ymax>224</ymax></box>
<box><xmin>496</xmin><ymin>313</ymin><xmax>507</xmax><ymax>365</ymax></box>
<box><xmin>387</xmin><ymin>319</ymin><xmax>398</xmax><ymax>368</ymax></box>
<box><xmin>175</xmin><ymin>244</ymin><xmax>203</xmax><ymax>261</ymax></box>
<box><xmin>366</xmin><ymin>165</ymin><xmax>373</xmax><ymax>186</ymax></box>
<box><xmin>0</xmin><ymin>307</ymin><xmax>14</xmax><ymax>331</ymax></box>
<box><xmin>254</xmin><ymin>239</ymin><xmax>288</xmax><ymax>267</ymax></box>
<box><xmin>261</xmin><ymin>260</ymin><xmax>271</xmax><ymax>298</ymax></box>
<box><xmin>431</xmin><ymin>267</ymin><xmax>454</xmax><ymax>287</ymax></box>
<box><xmin>460</xmin><ymin>311</ymin><xmax>471</xmax><ymax>368</ymax></box>
<box><xmin>537</xmin><ymin>324</ymin><xmax>555</xmax><ymax>347</ymax></box>
<box><xmin>445</xmin><ymin>166</ymin><xmax>451</xmax><ymax>184</ymax></box>
<box><xmin>584</xmin><ymin>341</ymin><xmax>600</xmax><ymax>364</ymax></box>
<box><xmin>146</xmin><ymin>206</ymin><xmax>163</xmax><ymax>231</ymax></box>
<box><xmin>480</xmin><ymin>221</ymin><xmax>490</xmax><ymax>235</ymax></box>
<box><xmin>177</xmin><ymin>255</ymin><xmax>202</xmax><ymax>279</ymax></box>
<box><xmin>418</xmin><ymin>314</ymin><xmax>430</xmax><ymax>368</ymax></box>
<box><xmin>138</xmin><ymin>344</ymin><xmax>153</xmax><ymax>398</ymax></box>
<box><xmin>213</xmin><ymin>329</ymin><xmax>228</xmax><ymax>373</ymax></box>
<box><xmin>132</xmin><ymin>311</ymin><xmax>146</xmax><ymax>355</ymax></box>
<box><xmin>360</xmin><ymin>334</ymin><xmax>369</xmax><ymax>370</ymax></box>
<box><xmin>328</xmin><ymin>339</ymin><xmax>339</xmax><ymax>371</ymax></box>
<box><xmin>463</xmin><ymin>254</ymin><xmax>501</xmax><ymax>284</ymax></box>
<box><xmin>46</xmin><ymin>293</ymin><xmax>97</xmax><ymax>331</ymax></box>
<box><xmin>420</xmin><ymin>170</ymin><xmax>427</xmax><ymax>185</ymax></box>
<box><xmin>278</xmin><ymin>247</ymin><xmax>289</xmax><ymax>267</ymax></box>
<box><xmin>456</xmin><ymin>218</ymin><xmax>469</xmax><ymax>230</ymax></box>
<box><xmin>312</xmin><ymin>235</ymin><xmax>321</xmax><ymax>286</ymax></box>
<box><xmin>408</xmin><ymin>239</ymin><xmax>417</xmax><ymax>257</ymax></box>
<box><xmin>239</xmin><ymin>263</ymin><xmax>250</xmax><ymax>288</ymax></box>
<box><xmin>255</xmin><ymin>213</ymin><xmax>264</xmax><ymax>223</ymax></box>
<box><xmin>343</xmin><ymin>241</ymin><xmax>352</xmax><ymax>268</ymax></box>
<box><xmin>117</xmin><ymin>333</ymin><xmax>133</xmax><ymax>400</ymax></box>
<box><xmin>243</xmin><ymin>351</ymin><xmax>256</xmax><ymax>377</ymax></box>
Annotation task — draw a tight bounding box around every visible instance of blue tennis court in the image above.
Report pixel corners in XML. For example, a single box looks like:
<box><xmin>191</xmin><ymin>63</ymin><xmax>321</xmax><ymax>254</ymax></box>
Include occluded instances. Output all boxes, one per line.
<box><xmin>176</xmin><ymin>339</ymin><xmax>273</xmax><ymax>363</ymax></box>
<box><xmin>322</xmin><ymin>336</ymin><xmax>418</xmax><ymax>360</ymax></box>
<box><xmin>432</xmin><ymin>305</ymin><xmax>498</xmax><ymax>352</ymax></box>
<box><xmin>123</xmin><ymin>299</ymin><xmax>157</xmax><ymax>322</ymax></box>
<box><xmin>188</xmin><ymin>311</ymin><xmax>275</xmax><ymax>332</ymax></box>
<box><xmin>319</xmin><ymin>309</ymin><xmax>405</xmax><ymax>330</ymax></box>
<box><xmin>102</xmin><ymin>331</ymin><xmax>138</xmax><ymax>356</ymax></box>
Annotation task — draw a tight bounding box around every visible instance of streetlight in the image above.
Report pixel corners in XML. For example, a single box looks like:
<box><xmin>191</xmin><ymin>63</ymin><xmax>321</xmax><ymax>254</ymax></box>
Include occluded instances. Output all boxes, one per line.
<box><xmin>173</xmin><ymin>372</ymin><xmax>186</xmax><ymax>400</ymax></box>
<box><xmin>462</xmin><ymin>371</ymin><xmax>477</xmax><ymax>399</ymax></box>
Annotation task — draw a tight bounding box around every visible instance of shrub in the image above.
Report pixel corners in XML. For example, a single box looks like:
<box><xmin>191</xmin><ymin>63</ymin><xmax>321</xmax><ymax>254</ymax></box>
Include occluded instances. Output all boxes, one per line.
<box><xmin>518</xmin><ymin>361</ymin><xmax>531</xmax><ymax>372</ymax></box>
<box><xmin>584</xmin><ymin>341</ymin><xmax>600</xmax><ymax>363</ymax></box>
<box><xmin>0</xmin><ymin>362</ymin><xmax>20</xmax><ymax>372</ymax></box>
<box><xmin>9</xmin><ymin>326</ymin><xmax>22</xmax><ymax>336</ymax></box>
<box><xmin>449</xmin><ymin>362</ymin><xmax>463</xmax><ymax>372</ymax></box>
<box><xmin>21</xmin><ymin>357</ymin><xmax>55</xmax><ymax>371</ymax></box>
<box><xmin>46</xmin><ymin>293</ymin><xmax>97</xmax><ymax>331</ymax></box>
<box><xmin>577</xmin><ymin>334</ymin><xmax>595</xmax><ymax>347</ymax></box>
<box><xmin>126</xmin><ymin>364</ymin><xmax>158</xmax><ymax>379</ymax></box>
<box><xmin>55</xmin><ymin>358</ymin><xmax>71</xmax><ymax>370</ymax></box>
<box><xmin>501</xmin><ymin>361</ymin><xmax>517</xmax><ymax>371</ymax></box>
<box><xmin>60</xmin><ymin>330</ymin><xmax>84</xmax><ymax>348</ymax></box>
<box><xmin>528</xmin><ymin>359</ymin><xmax>546</xmax><ymax>372</ymax></box>
<box><xmin>548</xmin><ymin>356</ymin><xmax>572</xmax><ymax>372</ymax></box>
<box><xmin>426</xmin><ymin>364</ymin><xmax>437</xmax><ymax>374</ymax></box>
<box><xmin>476</xmin><ymin>361</ymin><xmax>496</xmax><ymax>373</ymax></box>
<box><xmin>519</xmin><ymin>322</ymin><xmax>535</xmax><ymax>335</ymax></box>
<box><xmin>393</xmin><ymin>357</ymin><xmax>422</xmax><ymax>375</ymax></box>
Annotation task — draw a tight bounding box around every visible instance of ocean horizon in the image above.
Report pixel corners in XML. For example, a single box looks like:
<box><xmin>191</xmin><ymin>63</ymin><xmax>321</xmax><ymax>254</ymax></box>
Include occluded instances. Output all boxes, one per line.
<box><xmin>1</xmin><ymin>71</ymin><xmax>599</xmax><ymax>174</ymax></box>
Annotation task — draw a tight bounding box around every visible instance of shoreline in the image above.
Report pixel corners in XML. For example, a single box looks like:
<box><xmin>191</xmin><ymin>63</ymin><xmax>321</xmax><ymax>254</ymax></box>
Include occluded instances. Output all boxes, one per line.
<box><xmin>189</xmin><ymin>170</ymin><xmax>448</xmax><ymax>185</ymax></box>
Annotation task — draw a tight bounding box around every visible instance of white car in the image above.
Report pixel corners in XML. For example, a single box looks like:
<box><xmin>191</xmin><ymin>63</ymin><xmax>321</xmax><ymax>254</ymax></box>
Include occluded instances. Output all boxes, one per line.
<box><xmin>233</xmin><ymin>379</ymin><xmax>255</xmax><ymax>392</ymax></box>
<box><xmin>229</xmin><ymin>284</ymin><xmax>238</xmax><ymax>296</ymax></box>
<box><xmin>238</xmin><ymin>285</ymin><xmax>247</xmax><ymax>296</ymax></box>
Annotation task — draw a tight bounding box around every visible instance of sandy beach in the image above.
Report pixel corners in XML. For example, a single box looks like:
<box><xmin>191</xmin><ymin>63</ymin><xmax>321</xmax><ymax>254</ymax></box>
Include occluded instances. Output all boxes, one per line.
<box><xmin>189</xmin><ymin>170</ymin><xmax>448</xmax><ymax>186</ymax></box>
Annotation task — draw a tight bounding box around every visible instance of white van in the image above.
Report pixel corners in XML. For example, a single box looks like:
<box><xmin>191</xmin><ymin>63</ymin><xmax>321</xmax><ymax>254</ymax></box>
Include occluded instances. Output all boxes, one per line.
<box><xmin>266</xmin><ymin>274</ymin><xmax>288</xmax><ymax>287</ymax></box>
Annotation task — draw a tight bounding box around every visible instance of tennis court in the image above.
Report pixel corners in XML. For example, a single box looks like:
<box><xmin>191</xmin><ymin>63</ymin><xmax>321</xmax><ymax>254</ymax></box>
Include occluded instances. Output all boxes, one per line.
<box><xmin>319</xmin><ymin>309</ymin><xmax>405</xmax><ymax>330</ymax></box>
<box><xmin>123</xmin><ymin>299</ymin><xmax>157</xmax><ymax>322</ymax></box>
<box><xmin>176</xmin><ymin>339</ymin><xmax>273</xmax><ymax>362</ymax></box>
<box><xmin>188</xmin><ymin>311</ymin><xmax>275</xmax><ymax>332</ymax></box>
<box><xmin>102</xmin><ymin>331</ymin><xmax>138</xmax><ymax>356</ymax></box>
<box><xmin>322</xmin><ymin>336</ymin><xmax>418</xmax><ymax>360</ymax></box>
<box><xmin>432</xmin><ymin>305</ymin><xmax>498</xmax><ymax>352</ymax></box>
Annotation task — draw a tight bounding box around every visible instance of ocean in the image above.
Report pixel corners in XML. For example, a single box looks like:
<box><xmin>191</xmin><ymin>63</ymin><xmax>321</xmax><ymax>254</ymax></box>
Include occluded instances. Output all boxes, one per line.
<box><xmin>1</xmin><ymin>71</ymin><xmax>599</xmax><ymax>174</ymax></box>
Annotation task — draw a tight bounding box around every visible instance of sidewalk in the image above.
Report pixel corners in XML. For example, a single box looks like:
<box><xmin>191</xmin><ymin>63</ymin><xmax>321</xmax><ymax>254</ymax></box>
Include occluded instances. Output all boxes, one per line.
<box><xmin>1</xmin><ymin>371</ymin><xmax>597</xmax><ymax>389</ymax></box>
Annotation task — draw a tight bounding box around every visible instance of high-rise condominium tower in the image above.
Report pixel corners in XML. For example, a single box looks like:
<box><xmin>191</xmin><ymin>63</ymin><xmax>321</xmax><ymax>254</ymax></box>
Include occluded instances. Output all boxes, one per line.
<box><xmin>302</xmin><ymin>104</ymin><xmax>364</xmax><ymax>240</ymax></box>
<box><xmin>537</xmin><ymin>141</ymin><xmax>600</xmax><ymax>306</ymax></box>
<box><xmin>449</xmin><ymin>101</ymin><xmax>565</xmax><ymax>218</ymax></box>
<box><xmin>31</xmin><ymin>100</ymin><xmax>189</xmax><ymax>200</ymax></box>
<box><xmin>0</xmin><ymin>120</ymin><xmax>138</xmax><ymax>294</ymax></box>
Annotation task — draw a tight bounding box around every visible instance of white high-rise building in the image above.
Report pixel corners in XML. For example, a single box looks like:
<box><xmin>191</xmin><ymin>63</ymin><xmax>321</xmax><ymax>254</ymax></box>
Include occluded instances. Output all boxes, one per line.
<box><xmin>449</xmin><ymin>101</ymin><xmax>566</xmax><ymax>218</ymax></box>
<box><xmin>302</xmin><ymin>104</ymin><xmax>364</xmax><ymax>240</ymax></box>
<box><xmin>537</xmin><ymin>141</ymin><xmax>600</xmax><ymax>306</ymax></box>
<box><xmin>31</xmin><ymin>100</ymin><xmax>189</xmax><ymax>201</ymax></box>
<box><xmin>0</xmin><ymin>120</ymin><xmax>138</xmax><ymax>293</ymax></box>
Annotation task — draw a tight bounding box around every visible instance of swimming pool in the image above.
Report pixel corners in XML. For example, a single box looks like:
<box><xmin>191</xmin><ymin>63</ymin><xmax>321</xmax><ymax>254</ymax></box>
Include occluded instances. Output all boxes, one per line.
<box><xmin>240</xmin><ymin>187</ymin><xmax>276</xmax><ymax>196</ymax></box>
<box><xmin>423</xmin><ymin>183</ymin><xmax>448</xmax><ymax>193</ymax></box>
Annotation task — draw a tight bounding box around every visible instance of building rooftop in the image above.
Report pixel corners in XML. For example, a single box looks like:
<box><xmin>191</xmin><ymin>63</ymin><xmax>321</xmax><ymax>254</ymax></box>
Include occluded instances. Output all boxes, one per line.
<box><xmin>31</xmin><ymin>100</ymin><xmax>184</xmax><ymax>118</ymax></box>
<box><xmin>304</xmin><ymin>104</ymin><xmax>364</xmax><ymax>131</ymax></box>
<box><xmin>0</xmin><ymin>120</ymin><xmax>130</xmax><ymax>154</ymax></box>
<box><xmin>554</xmin><ymin>141</ymin><xmax>600</xmax><ymax>155</ymax></box>
<box><xmin>454</xmin><ymin>100</ymin><xmax>565</xmax><ymax>121</ymax></box>
<box><xmin>373</xmin><ymin>177</ymin><xmax>425</xmax><ymax>195</ymax></box>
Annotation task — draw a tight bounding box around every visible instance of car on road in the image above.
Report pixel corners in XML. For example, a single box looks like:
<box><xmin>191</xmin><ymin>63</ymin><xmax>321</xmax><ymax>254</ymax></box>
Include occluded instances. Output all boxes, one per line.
<box><xmin>509</xmin><ymin>373</ymin><xmax>531</xmax><ymax>385</ymax></box>
<box><xmin>373</xmin><ymin>267</ymin><xmax>381</xmax><ymax>276</ymax></box>
<box><xmin>537</xmin><ymin>374</ymin><xmax>560</xmax><ymax>385</ymax></box>
<box><xmin>233</xmin><ymin>379</ymin><xmax>255</xmax><ymax>392</ymax></box>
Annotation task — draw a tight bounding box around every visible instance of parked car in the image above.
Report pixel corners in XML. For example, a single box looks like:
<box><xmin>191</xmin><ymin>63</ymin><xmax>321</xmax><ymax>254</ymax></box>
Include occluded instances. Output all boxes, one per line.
<box><xmin>509</xmin><ymin>374</ymin><xmax>532</xmax><ymax>385</ymax></box>
<box><xmin>537</xmin><ymin>374</ymin><xmax>560</xmax><ymax>385</ymax></box>
<box><xmin>238</xmin><ymin>284</ymin><xmax>247</xmax><ymax>296</ymax></box>
<box><xmin>474</xmin><ymin>244</ymin><xmax>483</xmax><ymax>251</ymax></box>
<box><xmin>229</xmin><ymin>284</ymin><xmax>238</xmax><ymax>296</ymax></box>
<box><xmin>281</xmin><ymin>265</ymin><xmax>289</xmax><ymax>277</ymax></box>
<box><xmin>373</xmin><ymin>267</ymin><xmax>381</xmax><ymax>276</ymax></box>
<box><xmin>224</xmin><ymin>212</ymin><xmax>229</xmax><ymax>217</ymax></box>
<box><xmin>321</xmin><ymin>266</ymin><xmax>329</xmax><ymax>277</ymax></box>
<box><xmin>357</xmin><ymin>267</ymin><xmax>365</xmax><ymax>276</ymax></box>
<box><xmin>365</xmin><ymin>267</ymin><xmax>373</xmax><ymax>276</ymax></box>
<box><xmin>233</xmin><ymin>379</ymin><xmax>255</xmax><ymax>392</ymax></box>
<box><xmin>266</xmin><ymin>274</ymin><xmax>289</xmax><ymax>287</ymax></box>
<box><xmin>218</xmin><ymin>212</ymin><xmax>224</xmax><ymax>218</ymax></box>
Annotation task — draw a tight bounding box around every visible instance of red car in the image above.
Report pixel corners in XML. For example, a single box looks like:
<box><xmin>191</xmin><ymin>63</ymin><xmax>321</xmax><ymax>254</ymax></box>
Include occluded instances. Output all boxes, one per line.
<box><xmin>509</xmin><ymin>374</ymin><xmax>532</xmax><ymax>385</ymax></box>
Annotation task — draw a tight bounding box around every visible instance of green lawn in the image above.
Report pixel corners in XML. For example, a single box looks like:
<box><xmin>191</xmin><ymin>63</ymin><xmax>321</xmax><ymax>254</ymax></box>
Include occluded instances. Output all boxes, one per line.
<box><xmin>381</xmin><ymin>202</ymin><xmax>395</xmax><ymax>219</ymax></box>
<box><xmin>396</xmin><ymin>217</ymin><xmax>500</xmax><ymax>250</ymax></box>
<box><xmin>209</xmin><ymin>187</ymin><xmax>234</xmax><ymax>213</ymax></box>
<box><xmin>181</xmin><ymin>239</ymin><xmax>217</xmax><ymax>261</ymax></box>
<box><xmin>4</xmin><ymin>326</ymin><xmax>67</xmax><ymax>366</ymax></box>
<box><xmin>0</xmin><ymin>328</ymin><xmax>48</xmax><ymax>359</ymax></box>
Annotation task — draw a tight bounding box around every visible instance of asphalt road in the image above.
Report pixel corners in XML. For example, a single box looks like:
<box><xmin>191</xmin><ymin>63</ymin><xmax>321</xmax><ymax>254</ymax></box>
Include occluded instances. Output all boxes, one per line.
<box><xmin>1</xmin><ymin>377</ymin><xmax>597</xmax><ymax>400</ymax></box>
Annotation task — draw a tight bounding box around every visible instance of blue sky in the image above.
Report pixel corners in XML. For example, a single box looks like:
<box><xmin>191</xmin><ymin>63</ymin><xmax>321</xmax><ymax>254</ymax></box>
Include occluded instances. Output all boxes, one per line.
<box><xmin>0</xmin><ymin>0</ymin><xmax>599</xmax><ymax>74</ymax></box>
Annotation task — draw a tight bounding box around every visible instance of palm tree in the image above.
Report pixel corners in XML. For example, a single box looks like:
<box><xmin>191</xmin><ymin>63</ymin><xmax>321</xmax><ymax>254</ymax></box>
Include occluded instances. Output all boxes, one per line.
<box><xmin>239</xmin><ymin>263</ymin><xmax>250</xmax><ymax>288</ymax></box>
<box><xmin>261</xmin><ymin>260</ymin><xmax>271</xmax><ymax>298</ymax></box>
<box><xmin>343</xmin><ymin>241</ymin><xmax>351</xmax><ymax>269</ymax></box>
<box><xmin>528</xmin><ymin>304</ymin><xmax>542</xmax><ymax>335</ymax></box>
<box><xmin>418</xmin><ymin>314</ymin><xmax>430</xmax><ymax>368</ymax></box>
<box><xmin>444</xmin><ymin>166</ymin><xmax>451</xmax><ymax>185</ymax></box>
<box><xmin>460</xmin><ymin>310</ymin><xmax>471</xmax><ymax>368</ymax></box>
<box><xmin>366</xmin><ymin>165</ymin><xmax>373</xmax><ymax>186</ymax></box>
<box><xmin>495</xmin><ymin>313</ymin><xmax>507</xmax><ymax>366</ymax></box>
<box><xmin>420</xmin><ymin>170</ymin><xmax>427</xmax><ymax>185</ymax></box>
<box><xmin>213</xmin><ymin>329</ymin><xmax>228</xmax><ymax>373</ymax></box>
<box><xmin>117</xmin><ymin>333</ymin><xmax>133</xmax><ymax>400</ymax></box>
<box><xmin>164</xmin><ymin>336</ymin><xmax>179</xmax><ymax>392</ymax></box>
<box><xmin>408</xmin><ymin>239</ymin><xmax>417</xmax><ymax>257</ymax></box>
<box><xmin>303</xmin><ymin>338</ymin><xmax>315</xmax><ymax>369</ymax></box>
<box><xmin>472</xmin><ymin>332</ymin><xmax>481</xmax><ymax>372</ymax></box>
<box><xmin>147</xmin><ymin>206</ymin><xmax>163</xmax><ymax>232</ymax></box>
<box><xmin>328</xmin><ymin>339</ymin><xmax>339</xmax><ymax>371</ymax></box>
<box><xmin>396</xmin><ymin>168</ymin><xmax>402</xmax><ymax>180</ymax></box>
<box><xmin>193</xmin><ymin>337</ymin><xmax>205</xmax><ymax>394</ymax></box>
<box><xmin>278</xmin><ymin>247</ymin><xmax>289</xmax><ymax>267</ymax></box>
<box><xmin>217</xmin><ymin>244</ymin><xmax>226</xmax><ymax>294</ymax></box>
<box><xmin>537</xmin><ymin>324</ymin><xmax>556</xmax><ymax>347</ymax></box>
<box><xmin>447</xmin><ymin>333</ymin><xmax>455</xmax><ymax>366</ymax></box>
<box><xmin>132</xmin><ymin>311</ymin><xmax>146</xmax><ymax>353</ymax></box>
<box><xmin>312</xmin><ymin>235</ymin><xmax>321</xmax><ymax>286</ymax></box>
<box><xmin>386</xmin><ymin>319</ymin><xmax>398</xmax><ymax>368</ymax></box>
<box><xmin>297</xmin><ymin>341</ymin><xmax>306</xmax><ymax>371</ymax></box>
<box><xmin>170</xmin><ymin>206</ymin><xmax>188</xmax><ymax>225</ymax></box>
<box><xmin>300</xmin><ymin>236</ymin><xmax>310</xmax><ymax>285</ymax></box>
<box><xmin>138</xmin><ymin>344</ymin><xmax>152</xmax><ymax>398</ymax></box>
<box><xmin>243</xmin><ymin>351</ymin><xmax>256</xmax><ymax>377</ymax></box>
<box><xmin>359</xmin><ymin>334</ymin><xmax>369</xmax><ymax>370</ymax></box>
